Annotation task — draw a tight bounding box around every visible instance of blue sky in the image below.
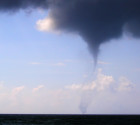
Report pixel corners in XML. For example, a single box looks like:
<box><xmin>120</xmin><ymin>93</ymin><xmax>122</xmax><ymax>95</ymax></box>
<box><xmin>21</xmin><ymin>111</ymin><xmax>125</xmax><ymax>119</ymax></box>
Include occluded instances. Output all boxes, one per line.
<box><xmin>0</xmin><ymin>9</ymin><xmax>140</xmax><ymax>114</ymax></box>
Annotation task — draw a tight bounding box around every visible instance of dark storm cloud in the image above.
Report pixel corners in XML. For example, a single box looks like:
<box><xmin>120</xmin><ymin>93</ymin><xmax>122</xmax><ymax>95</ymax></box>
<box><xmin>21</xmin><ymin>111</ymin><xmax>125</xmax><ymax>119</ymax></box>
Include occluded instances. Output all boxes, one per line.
<box><xmin>0</xmin><ymin>0</ymin><xmax>140</xmax><ymax>64</ymax></box>
<box><xmin>0</xmin><ymin>0</ymin><xmax>49</xmax><ymax>11</ymax></box>
<box><xmin>48</xmin><ymin>0</ymin><xmax>140</xmax><ymax>64</ymax></box>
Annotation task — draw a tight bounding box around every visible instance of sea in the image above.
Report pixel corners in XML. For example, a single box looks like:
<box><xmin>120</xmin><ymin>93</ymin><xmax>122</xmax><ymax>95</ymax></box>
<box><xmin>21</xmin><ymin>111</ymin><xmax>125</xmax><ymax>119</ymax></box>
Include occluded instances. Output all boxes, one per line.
<box><xmin>0</xmin><ymin>114</ymin><xmax>139</xmax><ymax>125</ymax></box>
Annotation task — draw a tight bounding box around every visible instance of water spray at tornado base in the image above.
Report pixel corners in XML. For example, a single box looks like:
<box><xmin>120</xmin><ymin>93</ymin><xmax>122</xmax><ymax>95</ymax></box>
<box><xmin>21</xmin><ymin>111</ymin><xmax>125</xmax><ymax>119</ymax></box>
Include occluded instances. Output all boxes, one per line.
<box><xmin>0</xmin><ymin>0</ymin><xmax>140</xmax><ymax>113</ymax></box>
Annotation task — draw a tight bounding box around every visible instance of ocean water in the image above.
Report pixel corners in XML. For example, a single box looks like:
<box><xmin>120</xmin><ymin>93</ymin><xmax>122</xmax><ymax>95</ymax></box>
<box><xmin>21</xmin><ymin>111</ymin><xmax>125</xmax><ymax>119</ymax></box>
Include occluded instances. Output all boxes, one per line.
<box><xmin>0</xmin><ymin>114</ymin><xmax>139</xmax><ymax>125</ymax></box>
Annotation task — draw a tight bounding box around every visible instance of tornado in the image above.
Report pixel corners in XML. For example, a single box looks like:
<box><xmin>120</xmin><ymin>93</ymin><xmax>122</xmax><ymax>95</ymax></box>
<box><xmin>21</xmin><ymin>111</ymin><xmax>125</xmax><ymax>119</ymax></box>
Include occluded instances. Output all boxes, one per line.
<box><xmin>0</xmin><ymin>0</ymin><xmax>140</xmax><ymax>114</ymax></box>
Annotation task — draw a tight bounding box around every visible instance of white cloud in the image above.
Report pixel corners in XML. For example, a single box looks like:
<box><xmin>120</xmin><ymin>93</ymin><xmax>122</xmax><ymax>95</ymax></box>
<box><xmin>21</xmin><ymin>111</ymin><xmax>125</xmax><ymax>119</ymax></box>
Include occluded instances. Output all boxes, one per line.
<box><xmin>66</xmin><ymin>69</ymin><xmax>114</xmax><ymax>91</ymax></box>
<box><xmin>0</xmin><ymin>69</ymin><xmax>137</xmax><ymax>114</ymax></box>
<box><xmin>65</xmin><ymin>69</ymin><xmax>136</xmax><ymax>114</ymax></box>
<box><xmin>10</xmin><ymin>86</ymin><xmax>25</xmax><ymax>106</ymax></box>
<box><xmin>66</xmin><ymin>82</ymin><xmax>97</xmax><ymax>91</ymax></box>
<box><xmin>117</xmin><ymin>77</ymin><xmax>134</xmax><ymax>91</ymax></box>
<box><xmin>96</xmin><ymin>69</ymin><xmax>114</xmax><ymax>91</ymax></box>
<box><xmin>12</xmin><ymin>86</ymin><xmax>25</xmax><ymax>96</ymax></box>
<box><xmin>36</xmin><ymin>17</ymin><xmax>56</xmax><ymax>33</ymax></box>
<box><xmin>66</xmin><ymin>69</ymin><xmax>134</xmax><ymax>93</ymax></box>
<box><xmin>65</xmin><ymin>84</ymin><xmax>82</xmax><ymax>90</ymax></box>
<box><xmin>32</xmin><ymin>85</ymin><xmax>44</xmax><ymax>92</ymax></box>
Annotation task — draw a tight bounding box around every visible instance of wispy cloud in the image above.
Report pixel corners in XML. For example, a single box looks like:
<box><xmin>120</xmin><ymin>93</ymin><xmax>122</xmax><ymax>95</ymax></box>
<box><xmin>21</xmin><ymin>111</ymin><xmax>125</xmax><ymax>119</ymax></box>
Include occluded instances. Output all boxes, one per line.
<box><xmin>32</xmin><ymin>85</ymin><xmax>44</xmax><ymax>92</ymax></box>
<box><xmin>29</xmin><ymin>62</ymin><xmax>42</xmax><ymax>65</ymax></box>
<box><xmin>53</xmin><ymin>62</ymin><xmax>66</xmax><ymax>66</ymax></box>
<box><xmin>98</xmin><ymin>61</ymin><xmax>111</xmax><ymax>65</ymax></box>
<box><xmin>65</xmin><ymin>83</ymin><xmax>96</xmax><ymax>91</ymax></box>
<box><xmin>90</xmin><ymin>60</ymin><xmax>110</xmax><ymax>65</ymax></box>
<box><xmin>117</xmin><ymin>77</ymin><xmax>134</xmax><ymax>91</ymax></box>
<box><xmin>64</xmin><ymin>59</ymin><xmax>75</xmax><ymax>63</ymax></box>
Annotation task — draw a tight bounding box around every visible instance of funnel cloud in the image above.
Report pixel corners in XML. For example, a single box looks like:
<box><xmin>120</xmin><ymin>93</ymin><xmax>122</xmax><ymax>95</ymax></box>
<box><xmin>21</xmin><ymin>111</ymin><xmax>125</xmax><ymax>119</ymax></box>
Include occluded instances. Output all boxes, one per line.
<box><xmin>0</xmin><ymin>0</ymin><xmax>140</xmax><ymax>63</ymax></box>
<box><xmin>47</xmin><ymin>0</ymin><xmax>140</xmax><ymax>64</ymax></box>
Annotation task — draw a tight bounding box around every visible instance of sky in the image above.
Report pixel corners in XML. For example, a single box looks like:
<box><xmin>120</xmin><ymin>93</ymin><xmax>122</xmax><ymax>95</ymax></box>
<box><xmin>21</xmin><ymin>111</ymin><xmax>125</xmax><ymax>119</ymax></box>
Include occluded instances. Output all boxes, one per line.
<box><xmin>0</xmin><ymin>1</ymin><xmax>140</xmax><ymax>114</ymax></box>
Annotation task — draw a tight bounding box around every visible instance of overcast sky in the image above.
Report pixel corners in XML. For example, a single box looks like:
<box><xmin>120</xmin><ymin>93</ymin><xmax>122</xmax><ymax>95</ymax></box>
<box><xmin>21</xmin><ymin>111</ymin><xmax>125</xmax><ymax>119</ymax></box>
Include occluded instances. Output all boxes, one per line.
<box><xmin>0</xmin><ymin>1</ymin><xmax>140</xmax><ymax>114</ymax></box>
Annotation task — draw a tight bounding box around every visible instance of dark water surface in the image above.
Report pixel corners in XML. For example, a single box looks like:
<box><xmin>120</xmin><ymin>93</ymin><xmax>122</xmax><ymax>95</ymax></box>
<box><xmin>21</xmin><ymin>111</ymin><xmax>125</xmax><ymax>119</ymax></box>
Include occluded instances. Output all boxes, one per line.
<box><xmin>0</xmin><ymin>114</ymin><xmax>139</xmax><ymax>125</ymax></box>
